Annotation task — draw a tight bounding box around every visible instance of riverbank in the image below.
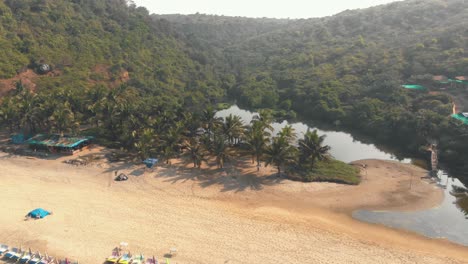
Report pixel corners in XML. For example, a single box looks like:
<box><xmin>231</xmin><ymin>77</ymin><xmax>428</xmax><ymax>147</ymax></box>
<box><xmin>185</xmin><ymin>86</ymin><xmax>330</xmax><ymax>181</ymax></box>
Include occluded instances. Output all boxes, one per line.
<box><xmin>0</xmin><ymin>151</ymin><xmax>466</xmax><ymax>263</ymax></box>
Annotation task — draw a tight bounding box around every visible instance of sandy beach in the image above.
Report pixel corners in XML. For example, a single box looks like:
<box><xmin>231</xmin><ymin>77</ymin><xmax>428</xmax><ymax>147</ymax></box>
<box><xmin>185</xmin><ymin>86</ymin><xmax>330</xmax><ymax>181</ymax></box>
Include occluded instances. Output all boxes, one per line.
<box><xmin>0</xmin><ymin>149</ymin><xmax>467</xmax><ymax>264</ymax></box>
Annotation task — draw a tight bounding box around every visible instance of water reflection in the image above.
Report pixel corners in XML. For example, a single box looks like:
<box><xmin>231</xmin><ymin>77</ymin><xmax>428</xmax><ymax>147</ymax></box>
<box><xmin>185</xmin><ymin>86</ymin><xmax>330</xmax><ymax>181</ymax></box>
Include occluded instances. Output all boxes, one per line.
<box><xmin>217</xmin><ymin>105</ymin><xmax>468</xmax><ymax>246</ymax></box>
<box><xmin>353</xmin><ymin>171</ymin><xmax>468</xmax><ymax>246</ymax></box>
<box><xmin>216</xmin><ymin>105</ymin><xmax>409</xmax><ymax>163</ymax></box>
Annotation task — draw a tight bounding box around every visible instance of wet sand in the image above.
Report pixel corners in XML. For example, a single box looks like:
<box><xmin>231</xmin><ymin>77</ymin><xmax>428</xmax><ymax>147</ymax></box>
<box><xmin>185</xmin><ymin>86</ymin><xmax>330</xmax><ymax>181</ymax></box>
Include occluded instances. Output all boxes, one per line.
<box><xmin>0</xmin><ymin>150</ymin><xmax>466</xmax><ymax>264</ymax></box>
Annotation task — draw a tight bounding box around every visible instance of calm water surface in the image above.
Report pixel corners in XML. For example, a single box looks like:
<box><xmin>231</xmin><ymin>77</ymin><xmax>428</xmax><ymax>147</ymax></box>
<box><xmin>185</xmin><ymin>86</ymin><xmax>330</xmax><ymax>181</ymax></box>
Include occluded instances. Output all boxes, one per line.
<box><xmin>217</xmin><ymin>105</ymin><xmax>409</xmax><ymax>163</ymax></box>
<box><xmin>217</xmin><ymin>105</ymin><xmax>468</xmax><ymax>246</ymax></box>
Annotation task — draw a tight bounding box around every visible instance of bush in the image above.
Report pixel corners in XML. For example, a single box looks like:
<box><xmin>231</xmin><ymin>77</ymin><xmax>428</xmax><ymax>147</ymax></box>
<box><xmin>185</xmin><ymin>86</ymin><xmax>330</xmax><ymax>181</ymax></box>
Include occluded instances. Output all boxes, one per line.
<box><xmin>288</xmin><ymin>159</ymin><xmax>361</xmax><ymax>185</ymax></box>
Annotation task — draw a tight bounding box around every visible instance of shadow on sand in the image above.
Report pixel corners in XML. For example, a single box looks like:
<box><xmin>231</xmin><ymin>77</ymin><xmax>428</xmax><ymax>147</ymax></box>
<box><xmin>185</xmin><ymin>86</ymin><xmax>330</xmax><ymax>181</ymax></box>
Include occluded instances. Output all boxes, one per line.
<box><xmin>156</xmin><ymin>158</ymin><xmax>285</xmax><ymax>193</ymax></box>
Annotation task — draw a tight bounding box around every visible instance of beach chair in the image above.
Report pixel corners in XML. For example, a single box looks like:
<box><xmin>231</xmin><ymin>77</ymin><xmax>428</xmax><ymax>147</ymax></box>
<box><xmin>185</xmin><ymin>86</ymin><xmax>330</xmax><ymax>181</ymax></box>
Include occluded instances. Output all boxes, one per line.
<box><xmin>29</xmin><ymin>252</ymin><xmax>43</xmax><ymax>264</ymax></box>
<box><xmin>131</xmin><ymin>254</ymin><xmax>144</xmax><ymax>264</ymax></box>
<box><xmin>39</xmin><ymin>254</ymin><xmax>55</xmax><ymax>264</ymax></box>
<box><xmin>145</xmin><ymin>256</ymin><xmax>157</xmax><ymax>264</ymax></box>
<box><xmin>19</xmin><ymin>249</ymin><xmax>34</xmax><ymax>263</ymax></box>
<box><xmin>117</xmin><ymin>253</ymin><xmax>133</xmax><ymax>264</ymax></box>
<box><xmin>59</xmin><ymin>258</ymin><xmax>77</xmax><ymax>264</ymax></box>
<box><xmin>0</xmin><ymin>244</ymin><xmax>8</xmax><ymax>255</ymax></box>
<box><xmin>4</xmin><ymin>247</ymin><xmax>22</xmax><ymax>260</ymax></box>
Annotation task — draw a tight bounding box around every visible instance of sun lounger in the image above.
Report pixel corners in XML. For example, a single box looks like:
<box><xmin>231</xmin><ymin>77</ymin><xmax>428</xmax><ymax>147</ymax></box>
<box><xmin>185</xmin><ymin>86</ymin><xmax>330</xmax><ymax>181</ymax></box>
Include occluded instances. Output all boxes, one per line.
<box><xmin>19</xmin><ymin>249</ymin><xmax>34</xmax><ymax>263</ymax></box>
<box><xmin>58</xmin><ymin>258</ymin><xmax>77</xmax><ymax>264</ymax></box>
<box><xmin>29</xmin><ymin>252</ymin><xmax>43</xmax><ymax>264</ymax></box>
<box><xmin>4</xmin><ymin>247</ymin><xmax>22</xmax><ymax>260</ymax></box>
<box><xmin>145</xmin><ymin>257</ymin><xmax>157</xmax><ymax>264</ymax></box>
<box><xmin>117</xmin><ymin>253</ymin><xmax>132</xmax><ymax>264</ymax></box>
<box><xmin>131</xmin><ymin>254</ymin><xmax>144</xmax><ymax>264</ymax></box>
<box><xmin>0</xmin><ymin>244</ymin><xmax>8</xmax><ymax>255</ymax></box>
<box><xmin>39</xmin><ymin>254</ymin><xmax>54</xmax><ymax>264</ymax></box>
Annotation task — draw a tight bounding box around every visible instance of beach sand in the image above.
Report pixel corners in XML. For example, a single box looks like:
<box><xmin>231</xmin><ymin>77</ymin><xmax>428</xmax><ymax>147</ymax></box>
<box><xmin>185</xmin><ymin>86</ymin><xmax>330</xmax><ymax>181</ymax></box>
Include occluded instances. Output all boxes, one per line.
<box><xmin>0</xmin><ymin>150</ymin><xmax>467</xmax><ymax>264</ymax></box>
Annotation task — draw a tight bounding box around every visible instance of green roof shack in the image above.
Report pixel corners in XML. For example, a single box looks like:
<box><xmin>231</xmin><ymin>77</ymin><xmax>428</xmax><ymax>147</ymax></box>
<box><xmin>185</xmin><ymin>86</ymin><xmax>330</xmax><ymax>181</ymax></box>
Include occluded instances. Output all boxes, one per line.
<box><xmin>452</xmin><ymin>113</ymin><xmax>468</xmax><ymax>125</ymax></box>
<box><xmin>25</xmin><ymin>134</ymin><xmax>93</xmax><ymax>155</ymax></box>
<box><xmin>402</xmin><ymin>84</ymin><xmax>426</xmax><ymax>90</ymax></box>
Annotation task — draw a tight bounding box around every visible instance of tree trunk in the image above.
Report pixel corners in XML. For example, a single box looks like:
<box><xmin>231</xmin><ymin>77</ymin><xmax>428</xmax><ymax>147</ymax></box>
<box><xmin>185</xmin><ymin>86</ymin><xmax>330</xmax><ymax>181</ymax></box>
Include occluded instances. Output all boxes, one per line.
<box><xmin>277</xmin><ymin>166</ymin><xmax>281</xmax><ymax>176</ymax></box>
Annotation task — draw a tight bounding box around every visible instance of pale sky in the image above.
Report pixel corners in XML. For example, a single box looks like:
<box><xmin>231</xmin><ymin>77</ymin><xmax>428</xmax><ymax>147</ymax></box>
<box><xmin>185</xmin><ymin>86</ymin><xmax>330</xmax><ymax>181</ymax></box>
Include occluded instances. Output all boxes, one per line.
<box><xmin>132</xmin><ymin>0</ymin><xmax>400</xmax><ymax>19</ymax></box>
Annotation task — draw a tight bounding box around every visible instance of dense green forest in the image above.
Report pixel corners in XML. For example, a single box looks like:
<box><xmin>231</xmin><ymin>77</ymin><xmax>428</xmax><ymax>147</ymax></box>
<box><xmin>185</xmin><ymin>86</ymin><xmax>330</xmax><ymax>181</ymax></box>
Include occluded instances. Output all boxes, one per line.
<box><xmin>0</xmin><ymin>0</ymin><xmax>467</xmax><ymax>183</ymax></box>
<box><xmin>156</xmin><ymin>0</ymin><xmax>468</xmax><ymax>179</ymax></box>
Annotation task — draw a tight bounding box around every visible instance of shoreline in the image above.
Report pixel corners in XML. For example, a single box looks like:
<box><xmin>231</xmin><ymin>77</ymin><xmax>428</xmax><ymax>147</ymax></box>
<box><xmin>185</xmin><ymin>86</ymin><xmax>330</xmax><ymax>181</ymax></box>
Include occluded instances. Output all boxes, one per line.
<box><xmin>0</xmin><ymin>150</ymin><xmax>466</xmax><ymax>263</ymax></box>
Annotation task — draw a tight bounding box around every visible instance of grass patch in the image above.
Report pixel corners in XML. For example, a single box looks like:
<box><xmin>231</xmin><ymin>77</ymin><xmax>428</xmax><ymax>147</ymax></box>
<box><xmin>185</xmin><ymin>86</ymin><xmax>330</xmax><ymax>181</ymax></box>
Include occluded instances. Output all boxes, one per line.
<box><xmin>288</xmin><ymin>159</ymin><xmax>361</xmax><ymax>185</ymax></box>
<box><xmin>216</xmin><ymin>103</ymin><xmax>231</xmax><ymax>110</ymax></box>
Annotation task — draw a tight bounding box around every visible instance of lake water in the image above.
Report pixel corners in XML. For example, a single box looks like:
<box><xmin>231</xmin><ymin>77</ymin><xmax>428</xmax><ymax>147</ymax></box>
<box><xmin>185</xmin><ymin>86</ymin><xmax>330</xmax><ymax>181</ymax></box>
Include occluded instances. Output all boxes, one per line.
<box><xmin>217</xmin><ymin>105</ymin><xmax>410</xmax><ymax>163</ymax></box>
<box><xmin>217</xmin><ymin>105</ymin><xmax>468</xmax><ymax>246</ymax></box>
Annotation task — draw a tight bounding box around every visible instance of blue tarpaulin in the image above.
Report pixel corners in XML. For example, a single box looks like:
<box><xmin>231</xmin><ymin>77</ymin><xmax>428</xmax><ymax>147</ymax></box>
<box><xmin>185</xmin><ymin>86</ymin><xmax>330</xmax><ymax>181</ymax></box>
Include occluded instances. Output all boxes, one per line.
<box><xmin>27</xmin><ymin>208</ymin><xmax>51</xmax><ymax>219</ymax></box>
<box><xmin>143</xmin><ymin>158</ymin><xmax>158</xmax><ymax>168</ymax></box>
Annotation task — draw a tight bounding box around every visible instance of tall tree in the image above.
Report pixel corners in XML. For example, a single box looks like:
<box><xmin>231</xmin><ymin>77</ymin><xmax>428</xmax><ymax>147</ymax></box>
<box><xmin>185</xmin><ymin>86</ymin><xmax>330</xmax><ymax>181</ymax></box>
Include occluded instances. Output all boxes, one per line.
<box><xmin>245</xmin><ymin>121</ymin><xmax>270</xmax><ymax>171</ymax></box>
<box><xmin>201</xmin><ymin>106</ymin><xmax>223</xmax><ymax>140</ymax></box>
<box><xmin>264</xmin><ymin>136</ymin><xmax>296</xmax><ymax>176</ymax></box>
<box><xmin>222</xmin><ymin>114</ymin><xmax>244</xmax><ymax>145</ymax></box>
<box><xmin>184</xmin><ymin>138</ymin><xmax>206</xmax><ymax>168</ymax></box>
<box><xmin>210</xmin><ymin>136</ymin><xmax>230</xmax><ymax>169</ymax></box>
<box><xmin>298</xmin><ymin>129</ymin><xmax>331</xmax><ymax>168</ymax></box>
<box><xmin>133</xmin><ymin>128</ymin><xmax>158</xmax><ymax>159</ymax></box>
<box><xmin>278</xmin><ymin>125</ymin><xmax>296</xmax><ymax>144</ymax></box>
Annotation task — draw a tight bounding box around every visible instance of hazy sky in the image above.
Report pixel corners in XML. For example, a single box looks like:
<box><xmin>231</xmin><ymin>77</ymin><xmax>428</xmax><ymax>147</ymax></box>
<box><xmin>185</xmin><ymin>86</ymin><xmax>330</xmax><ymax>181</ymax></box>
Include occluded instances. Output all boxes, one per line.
<box><xmin>132</xmin><ymin>0</ymin><xmax>399</xmax><ymax>19</ymax></box>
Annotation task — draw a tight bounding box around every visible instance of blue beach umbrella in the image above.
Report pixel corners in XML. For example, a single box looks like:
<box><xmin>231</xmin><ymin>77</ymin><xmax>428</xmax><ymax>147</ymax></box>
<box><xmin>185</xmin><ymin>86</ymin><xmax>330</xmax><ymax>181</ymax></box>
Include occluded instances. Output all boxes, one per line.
<box><xmin>143</xmin><ymin>158</ymin><xmax>159</xmax><ymax>168</ymax></box>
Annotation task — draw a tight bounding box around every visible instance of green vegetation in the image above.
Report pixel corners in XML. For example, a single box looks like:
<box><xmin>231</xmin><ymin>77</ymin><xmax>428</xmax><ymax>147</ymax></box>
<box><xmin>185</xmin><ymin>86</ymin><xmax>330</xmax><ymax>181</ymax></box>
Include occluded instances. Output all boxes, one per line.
<box><xmin>0</xmin><ymin>0</ymin><xmax>467</xmax><ymax>184</ymax></box>
<box><xmin>157</xmin><ymin>0</ymin><xmax>468</xmax><ymax>183</ymax></box>
<box><xmin>290</xmin><ymin>159</ymin><xmax>361</xmax><ymax>185</ymax></box>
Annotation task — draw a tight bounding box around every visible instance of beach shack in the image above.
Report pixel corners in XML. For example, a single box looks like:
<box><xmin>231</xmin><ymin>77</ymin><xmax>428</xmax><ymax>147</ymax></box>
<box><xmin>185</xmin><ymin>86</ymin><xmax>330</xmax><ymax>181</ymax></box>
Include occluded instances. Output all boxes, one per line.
<box><xmin>455</xmin><ymin>76</ymin><xmax>468</xmax><ymax>87</ymax></box>
<box><xmin>451</xmin><ymin>113</ymin><xmax>468</xmax><ymax>125</ymax></box>
<box><xmin>25</xmin><ymin>134</ymin><xmax>93</xmax><ymax>155</ymax></box>
<box><xmin>402</xmin><ymin>84</ymin><xmax>426</xmax><ymax>90</ymax></box>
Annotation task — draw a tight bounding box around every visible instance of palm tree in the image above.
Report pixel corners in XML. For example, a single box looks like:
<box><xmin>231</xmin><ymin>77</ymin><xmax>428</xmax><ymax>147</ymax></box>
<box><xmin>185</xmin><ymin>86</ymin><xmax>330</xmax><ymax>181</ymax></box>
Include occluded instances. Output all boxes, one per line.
<box><xmin>264</xmin><ymin>136</ymin><xmax>296</xmax><ymax>176</ymax></box>
<box><xmin>245</xmin><ymin>123</ymin><xmax>269</xmax><ymax>171</ymax></box>
<box><xmin>211</xmin><ymin>136</ymin><xmax>230</xmax><ymax>169</ymax></box>
<box><xmin>184</xmin><ymin>138</ymin><xmax>206</xmax><ymax>168</ymax></box>
<box><xmin>201</xmin><ymin>106</ymin><xmax>222</xmax><ymax>139</ymax></box>
<box><xmin>278</xmin><ymin>125</ymin><xmax>296</xmax><ymax>144</ymax></box>
<box><xmin>161</xmin><ymin>121</ymin><xmax>186</xmax><ymax>164</ymax></box>
<box><xmin>49</xmin><ymin>101</ymin><xmax>79</xmax><ymax>135</ymax></box>
<box><xmin>0</xmin><ymin>97</ymin><xmax>20</xmax><ymax>132</ymax></box>
<box><xmin>133</xmin><ymin>128</ymin><xmax>158</xmax><ymax>159</ymax></box>
<box><xmin>222</xmin><ymin>114</ymin><xmax>244</xmax><ymax>145</ymax></box>
<box><xmin>251</xmin><ymin>109</ymin><xmax>273</xmax><ymax>132</ymax></box>
<box><xmin>298</xmin><ymin>129</ymin><xmax>331</xmax><ymax>168</ymax></box>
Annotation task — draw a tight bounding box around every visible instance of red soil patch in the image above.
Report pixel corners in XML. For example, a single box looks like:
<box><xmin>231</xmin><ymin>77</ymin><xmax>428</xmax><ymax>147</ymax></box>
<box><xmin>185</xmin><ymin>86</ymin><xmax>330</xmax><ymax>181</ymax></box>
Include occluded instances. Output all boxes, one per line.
<box><xmin>0</xmin><ymin>69</ymin><xmax>38</xmax><ymax>96</ymax></box>
<box><xmin>90</xmin><ymin>64</ymin><xmax>130</xmax><ymax>88</ymax></box>
<box><xmin>0</xmin><ymin>69</ymin><xmax>62</xmax><ymax>97</ymax></box>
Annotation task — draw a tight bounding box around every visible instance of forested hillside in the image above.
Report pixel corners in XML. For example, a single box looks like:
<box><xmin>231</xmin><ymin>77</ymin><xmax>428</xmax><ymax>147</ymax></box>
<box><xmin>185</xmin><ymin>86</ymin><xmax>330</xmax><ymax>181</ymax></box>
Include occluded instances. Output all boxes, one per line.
<box><xmin>155</xmin><ymin>0</ymin><xmax>468</xmax><ymax>178</ymax></box>
<box><xmin>0</xmin><ymin>0</ymin><xmax>223</xmax><ymax>104</ymax></box>
<box><xmin>0</xmin><ymin>0</ymin><xmax>468</xmax><ymax>181</ymax></box>
<box><xmin>0</xmin><ymin>0</ymin><xmax>226</xmax><ymax>154</ymax></box>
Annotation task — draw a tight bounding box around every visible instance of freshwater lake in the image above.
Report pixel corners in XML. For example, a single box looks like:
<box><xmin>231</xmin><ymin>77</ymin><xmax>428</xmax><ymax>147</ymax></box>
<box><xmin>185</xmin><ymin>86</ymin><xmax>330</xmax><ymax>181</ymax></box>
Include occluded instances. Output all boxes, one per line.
<box><xmin>217</xmin><ymin>105</ymin><xmax>468</xmax><ymax>246</ymax></box>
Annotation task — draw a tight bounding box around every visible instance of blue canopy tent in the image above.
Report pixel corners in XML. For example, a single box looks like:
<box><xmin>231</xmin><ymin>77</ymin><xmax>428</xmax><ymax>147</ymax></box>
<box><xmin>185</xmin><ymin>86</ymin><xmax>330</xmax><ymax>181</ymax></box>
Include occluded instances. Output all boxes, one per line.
<box><xmin>27</xmin><ymin>208</ymin><xmax>51</xmax><ymax>219</ymax></box>
<box><xmin>143</xmin><ymin>158</ymin><xmax>159</xmax><ymax>169</ymax></box>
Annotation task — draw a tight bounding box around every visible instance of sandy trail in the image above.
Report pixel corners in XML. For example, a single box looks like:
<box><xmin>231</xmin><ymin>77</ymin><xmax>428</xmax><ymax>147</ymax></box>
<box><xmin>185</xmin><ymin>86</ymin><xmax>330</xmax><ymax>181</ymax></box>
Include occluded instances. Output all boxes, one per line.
<box><xmin>0</xmin><ymin>151</ymin><xmax>467</xmax><ymax>264</ymax></box>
